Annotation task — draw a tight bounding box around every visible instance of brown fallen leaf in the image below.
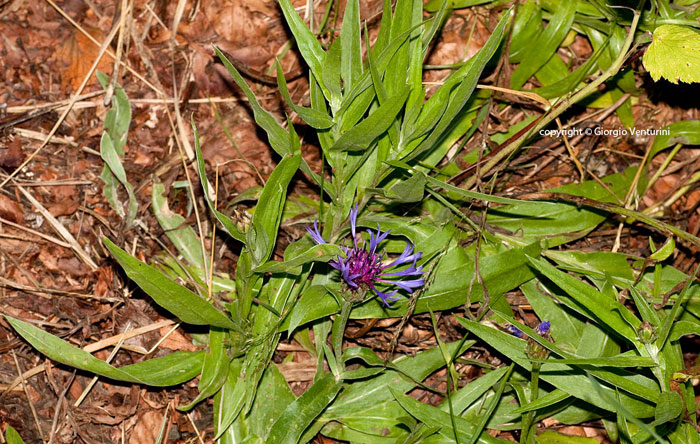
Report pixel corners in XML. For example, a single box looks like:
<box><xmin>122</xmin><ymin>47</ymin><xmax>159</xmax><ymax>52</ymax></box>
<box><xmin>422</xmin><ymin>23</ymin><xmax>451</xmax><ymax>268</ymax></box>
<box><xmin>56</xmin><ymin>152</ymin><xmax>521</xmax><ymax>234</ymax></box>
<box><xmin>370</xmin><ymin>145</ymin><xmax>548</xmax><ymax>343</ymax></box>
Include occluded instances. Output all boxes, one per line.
<box><xmin>158</xmin><ymin>326</ymin><xmax>197</xmax><ymax>352</ymax></box>
<box><xmin>0</xmin><ymin>194</ymin><xmax>24</xmax><ymax>223</ymax></box>
<box><xmin>94</xmin><ymin>266</ymin><xmax>114</xmax><ymax>298</ymax></box>
<box><xmin>55</xmin><ymin>25</ymin><xmax>112</xmax><ymax>92</ymax></box>
<box><xmin>129</xmin><ymin>410</ymin><xmax>163</xmax><ymax>444</ymax></box>
<box><xmin>0</xmin><ymin>138</ymin><xmax>25</xmax><ymax>169</ymax></box>
<box><xmin>47</xmin><ymin>199</ymin><xmax>79</xmax><ymax>217</ymax></box>
<box><xmin>58</xmin><ymin>257</ymin><xmax>90</xmax><ymax>277</ymax></box>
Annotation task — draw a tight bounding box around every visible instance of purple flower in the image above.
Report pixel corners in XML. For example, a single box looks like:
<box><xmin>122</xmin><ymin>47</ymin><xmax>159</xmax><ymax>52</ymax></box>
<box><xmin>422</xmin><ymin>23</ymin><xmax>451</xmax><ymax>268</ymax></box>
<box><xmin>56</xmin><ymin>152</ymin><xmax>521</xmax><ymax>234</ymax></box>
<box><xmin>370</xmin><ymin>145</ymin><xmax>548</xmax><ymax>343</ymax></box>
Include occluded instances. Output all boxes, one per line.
<box><xmin>506</xmin><ymin>324</ymin><xmax>524</xmax><ymax>338</ymax></box>
<box><xmin>506</xmin><ymin>321</ymin><xmax>549</xmax><ymax>338</ymax></box>
<box><xmin>306</xmin><ymin>205</ymin><xmax>425</xmax><ymax>306</ymax></box>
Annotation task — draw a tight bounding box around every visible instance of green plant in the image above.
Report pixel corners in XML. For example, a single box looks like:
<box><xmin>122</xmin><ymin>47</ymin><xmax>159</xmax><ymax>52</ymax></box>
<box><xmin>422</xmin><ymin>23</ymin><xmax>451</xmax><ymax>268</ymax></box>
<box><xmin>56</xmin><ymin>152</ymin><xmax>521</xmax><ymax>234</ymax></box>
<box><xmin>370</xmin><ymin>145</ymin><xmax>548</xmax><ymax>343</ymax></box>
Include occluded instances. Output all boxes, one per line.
<box><xmin>7</xmin><ymin>1</ymin><xmax>700</xmax><ymax>443</ymax></box>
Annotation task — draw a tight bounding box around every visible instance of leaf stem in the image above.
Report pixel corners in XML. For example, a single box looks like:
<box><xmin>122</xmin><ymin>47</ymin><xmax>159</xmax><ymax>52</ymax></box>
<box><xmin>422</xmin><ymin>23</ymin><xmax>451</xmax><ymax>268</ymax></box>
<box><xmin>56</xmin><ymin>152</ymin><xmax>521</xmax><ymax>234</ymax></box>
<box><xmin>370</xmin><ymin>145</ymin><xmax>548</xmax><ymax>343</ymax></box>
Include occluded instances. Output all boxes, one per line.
<box><xmin>332</xmin><ymin>297</ymin><xmax>355</xmax><ymax>378</ymax></box>
<box><xmin>521</xmin><ymin>362</ymin><xmax>541</xmax><ymax>444</ymax></box>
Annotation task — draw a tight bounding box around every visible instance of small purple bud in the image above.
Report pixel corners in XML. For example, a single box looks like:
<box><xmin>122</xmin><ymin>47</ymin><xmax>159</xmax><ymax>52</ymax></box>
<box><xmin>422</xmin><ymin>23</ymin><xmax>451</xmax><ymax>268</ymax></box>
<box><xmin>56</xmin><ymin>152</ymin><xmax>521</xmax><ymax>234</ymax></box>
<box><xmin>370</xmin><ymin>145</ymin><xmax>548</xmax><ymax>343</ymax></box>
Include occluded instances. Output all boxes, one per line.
<box><xmin>506</xmin><ymin>324</ymin><xmax>524</xmax><ymax>338</ymax></box>
<box><xmin>537</xmin><ymin>321</ymin><xmax>551</xmax><ymax>336</ymax></box>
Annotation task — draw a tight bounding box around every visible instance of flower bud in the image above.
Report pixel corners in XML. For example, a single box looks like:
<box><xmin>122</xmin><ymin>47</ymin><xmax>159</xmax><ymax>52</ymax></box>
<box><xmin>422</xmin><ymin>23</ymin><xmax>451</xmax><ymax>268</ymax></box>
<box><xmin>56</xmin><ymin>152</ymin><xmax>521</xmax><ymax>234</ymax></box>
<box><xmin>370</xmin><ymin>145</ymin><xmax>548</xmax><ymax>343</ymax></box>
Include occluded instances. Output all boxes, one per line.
<box><xmin>637</xmin><ymin>320</ymin><xmax>657</xmax><ymax>344</ymax></box>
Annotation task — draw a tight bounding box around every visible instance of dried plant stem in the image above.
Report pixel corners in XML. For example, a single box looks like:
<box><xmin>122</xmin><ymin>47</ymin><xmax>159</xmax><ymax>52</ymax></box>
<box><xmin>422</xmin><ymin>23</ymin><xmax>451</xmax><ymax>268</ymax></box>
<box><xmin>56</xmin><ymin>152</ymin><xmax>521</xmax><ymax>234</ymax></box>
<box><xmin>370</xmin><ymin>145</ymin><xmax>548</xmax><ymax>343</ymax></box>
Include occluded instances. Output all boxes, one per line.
<box><xmin>463</xmin><ymin>0</ymin><xmax>647</xmax><ymax>190</ymax></box>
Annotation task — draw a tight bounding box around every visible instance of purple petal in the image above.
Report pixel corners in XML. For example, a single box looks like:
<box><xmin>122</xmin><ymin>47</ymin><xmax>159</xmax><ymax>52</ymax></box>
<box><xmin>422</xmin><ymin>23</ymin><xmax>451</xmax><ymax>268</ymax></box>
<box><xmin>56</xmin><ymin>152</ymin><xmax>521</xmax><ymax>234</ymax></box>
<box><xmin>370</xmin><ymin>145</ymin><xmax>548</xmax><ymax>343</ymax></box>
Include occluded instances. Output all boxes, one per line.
<box><xmin>537</xmin><ymin>321</ymin><xmax>551</xmax><ymax>336</ymax></box>
<box><xmin>506</xmin><ymin>325</ymin><xmax>524</xmax><ymax>338</ymax></box>
<box><xmin>306</xmin><ymin>220</ymin><xmax>326</xmax><ymax>245</ymax></box>
<box><xmin>380</xmin><ymin>278</ymin><xmax>425</xmax><ymax>292</ymax></box>
<box><xmin>368</xmin><ymin>224</ymin><xmax>390</xmax><ymax>254</ymax></box>
<box><xmin>383</xmin><ymin>243</ymin><xmax>422</xmax><ymax>270</ymax></box>
<box><xmin>372</xmin><ymin>287</ymin><xmax>399</xmax><ymax>306</ymax></box>
<box><xmin>338</xmin><ymin>260</ymin><xmax>359</xmax><ymax>288</ymax></box>
<box><xmin>329</xmin><ymin>258</ymin><xmax>342</xmax><ymax>270</ymax></box>
<box><xmin>381</xmin><ymin>264</ymin><xmax>423</xmax><ymax>277</ymax></box>
<box><xmin>349</xmin><ymin>204</ymin><xmax>359</xmax><ymax>247</ymax></box>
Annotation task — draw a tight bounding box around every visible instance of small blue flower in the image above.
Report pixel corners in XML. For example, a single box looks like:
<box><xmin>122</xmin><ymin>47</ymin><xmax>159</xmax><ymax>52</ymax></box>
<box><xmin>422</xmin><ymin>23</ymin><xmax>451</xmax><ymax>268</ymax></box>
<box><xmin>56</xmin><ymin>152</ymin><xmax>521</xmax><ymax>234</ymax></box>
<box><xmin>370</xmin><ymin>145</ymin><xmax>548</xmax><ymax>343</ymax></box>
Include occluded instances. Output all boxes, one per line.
<box><xmin>506</xmin><ymin>324</ymin><xmax>524</xmax><ymax>338</ymax></box>
<box><xmin>306</xmin><ymin>205</ymin><xmax>425</xmax><ymax>306</ymax></box>
<box><xmin>537</xmin><ymin>321</ymin><xmax>551</xmax><ymax>336</ymax></box>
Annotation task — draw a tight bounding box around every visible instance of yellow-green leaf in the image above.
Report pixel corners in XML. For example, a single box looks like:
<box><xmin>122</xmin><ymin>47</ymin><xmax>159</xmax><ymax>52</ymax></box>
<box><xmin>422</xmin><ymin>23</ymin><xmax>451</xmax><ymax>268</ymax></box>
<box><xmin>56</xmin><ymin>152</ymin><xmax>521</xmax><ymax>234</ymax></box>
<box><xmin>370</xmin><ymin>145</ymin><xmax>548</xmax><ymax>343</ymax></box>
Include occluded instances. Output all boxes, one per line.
<box><xmin>643</xmin><ymin>25</ymin><xmax>700</xmax><ymax>84</ymax></box>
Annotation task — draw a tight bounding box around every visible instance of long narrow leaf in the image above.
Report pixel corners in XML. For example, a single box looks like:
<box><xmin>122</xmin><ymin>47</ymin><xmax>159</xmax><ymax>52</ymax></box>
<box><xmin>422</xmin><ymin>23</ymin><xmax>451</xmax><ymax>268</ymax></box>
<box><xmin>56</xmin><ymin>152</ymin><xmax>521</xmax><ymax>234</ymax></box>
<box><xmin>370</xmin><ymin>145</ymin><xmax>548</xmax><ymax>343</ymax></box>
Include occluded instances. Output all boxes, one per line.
<box><xmin>104</xmin><ymin>238</ymin><xmax>240</xmax><ymax>331</ymax></box>
<box><xmin>6</xmin><ymin>316</ymin><xmax>204</xmax><ymax>386</ymax></box>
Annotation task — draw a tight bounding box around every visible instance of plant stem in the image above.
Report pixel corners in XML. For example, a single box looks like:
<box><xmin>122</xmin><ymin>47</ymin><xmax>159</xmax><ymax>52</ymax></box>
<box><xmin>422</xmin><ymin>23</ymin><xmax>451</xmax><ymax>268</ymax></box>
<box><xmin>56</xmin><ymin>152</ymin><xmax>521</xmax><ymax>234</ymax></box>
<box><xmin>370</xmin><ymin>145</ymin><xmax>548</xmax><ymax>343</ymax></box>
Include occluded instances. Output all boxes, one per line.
<box><xmin>332</xmin><ymin>298</ymin><xmax>354</xmax><ymax>377</ymax></box>
<box><xmin>521</xmin><ymin>362</ymin><xmax>541</xmax><ymax>444</ymax></box>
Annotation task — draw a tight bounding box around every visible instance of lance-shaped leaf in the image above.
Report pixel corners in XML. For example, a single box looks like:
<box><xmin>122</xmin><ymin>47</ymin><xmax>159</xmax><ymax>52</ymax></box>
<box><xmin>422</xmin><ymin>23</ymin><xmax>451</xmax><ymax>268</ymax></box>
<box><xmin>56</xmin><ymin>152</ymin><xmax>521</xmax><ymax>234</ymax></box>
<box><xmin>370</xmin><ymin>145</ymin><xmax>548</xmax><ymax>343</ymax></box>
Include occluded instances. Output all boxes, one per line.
<box><xmin>248</xmin><ymin>143</ymin><xmax>302</xmax><ymax>266</ymax></box>
<box><xmin>104</xmin><ymin>238</ymin><xmax>239</xmax><ymax>331</ymax></box>
<box><xmin>6</xmin><ymin>316</ymin><xmax>203</xmax><ymax>386</ymax></box>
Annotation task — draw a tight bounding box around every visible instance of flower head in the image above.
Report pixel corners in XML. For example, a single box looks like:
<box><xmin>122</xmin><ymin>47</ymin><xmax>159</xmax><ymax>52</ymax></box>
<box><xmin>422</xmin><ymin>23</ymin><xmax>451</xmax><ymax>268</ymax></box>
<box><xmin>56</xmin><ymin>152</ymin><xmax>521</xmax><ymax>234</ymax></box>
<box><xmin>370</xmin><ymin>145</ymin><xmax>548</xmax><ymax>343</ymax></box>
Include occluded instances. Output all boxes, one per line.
<box><xmin>537</xmin><ymin>321</ymin><xmax>551</xmax><ymax>336</ymax></box>
<box><xmin>307</xmin><ymin>205</ymin><xmax>425</xmax><ymax>306</ymax></box>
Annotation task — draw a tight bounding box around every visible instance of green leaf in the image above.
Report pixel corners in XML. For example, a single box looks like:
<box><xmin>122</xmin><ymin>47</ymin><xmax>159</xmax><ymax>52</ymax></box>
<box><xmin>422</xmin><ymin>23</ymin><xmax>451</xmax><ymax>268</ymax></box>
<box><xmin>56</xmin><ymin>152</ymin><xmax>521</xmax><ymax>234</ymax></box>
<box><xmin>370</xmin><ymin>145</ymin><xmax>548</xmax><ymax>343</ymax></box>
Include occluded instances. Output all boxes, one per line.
<box><xmin>287</xmin><ymin>285</ymin><xmax>335</xmax><ymax>335</ymax></box>
<box><xmin>656</xmin><ymin>265</ymin><xmax>700</xmax><ymax>349</ymax></box>
<box><xmin>214</xmin><ymin>47</ymin><xmax>291</xmax><ymax>156</ymax></box>
<box><xmin>5</xmin><ymin>315</ymin><xmax>203</xmax><ymax>386</ymax></box>
<box><xmin>342</xmin><ymin>346</ymin><xmax>386</xmax><ymax>367</ymax></box>
<box><xmin>212</xmin><ymin>50</ymin><xmax>330</xmax><ymax>196</ymax></box>
<box><xmin>585</xmin><ymin>373</ymin><xmax>668</xmax><ymax>444</ymax></box>
<box><xmin>533</xmin><ymin>37</ymin><xmax>608</xmax><ymax>99</ymax></box>
<box><xmin>100</xmin><ymin>131</ymin><xmax>137</xmax><ymax>227</ymax></box>
<box><xmin>277</xmin><ymin>0</ymin><xmax>330</xmax><ymax>99</ymax></box>
<box><xmin>325</xmin><ymin>340</ymin><xmax>471</xmax><ymax>418</ymax></box>
<box><xmin>96</xmin><ymin>71</ymin><xmax>130</xmax><ymax>149</ymax></box>
<box><xmin>267</xmin><ymin>374</ymin><xmax>342</xmax><ymax>444</ymax></box>
<box><xmin>670</xmin><ymin>320</ymin><xmax>700</xmax><ymax>342</ymax></box>
<box><xmin>649</xmin><ymin>120</ymin><xmax>700</xmax><ymax>158</ymax></box>
<box><xmin>192</xmin><ymin>121</ymin><xmax>246</xmax><ymax>243</ymax></box>
<box><xmin>104</xmin><ymin>238</ymin><xmax>239</xmax><ymax>331</ymax></box>
<box><xmin>509</xmin><ymin>0</ymin><xmax>542</xmax><ymax>63</ymax></box>
<box><xmin>537</xmin><ymin>356</ymin><xmax>656</xmax><ymax>367</ymax></box>
<box><xmin>340</xmin><ymin>0</ymin><xmax>362</xmax><ymax>92</ymax></box>
<box><xmin>179</xmin><ymin>328</ymin><xmax>230</xmax><ymax>411</ymax></box>
<box><xmin>390</xmin><ymin>386</ymin><xmax>507</xmax><ymax>444</ymax></box>
<box><xmin>248</xmin><ymin>149</ymin><xmax>302</xmax><ymax>265</ymax></box>
<box><xmin>443</xmin><ymin>367</ymin><xmax>511</xmax><ymax>414</ymax></box>
<box><xmin>116</xmin><ymin>350</ymin><xmax>206</xmax><ymax>386</ymax></box>
<box><xmin>521</xmin><ymin>280</ymin><xmax>584</xmax><ymax>352</ymax></box>
<box><xmin>152</xmin><ymin>183</ymin><xmax>205</xmax><ymax>268</ymax></box>
<box><xmin>402</xmin><ymin>10</ymin><xmax>510</xmax><ymax>162</ymax></box>
<box><xmin>331</xmin><ymin>87</ymin><xmax>410</xmax><ymax>151</ymax></box>
<box><xmin>643</xmin><ymin>24</ymin><xmax>700</xmax><ymax>84</ymax></box>
<box><xmin>654</xmin><ymin>391</ymin><xmax>683</xmax><ymax>425</ymax></box>
<box><xmin>412</xmin><ymin>241</ymin><xmax>539</xmax><ymax>313</ymax></box>
<box><xmin>4</xmin><ymin>425</ymin><xmax>25</xmax><ymax>444</ymax></box>
<box><xmin>255</xmin><ymin>237</ymin><xmax>343</xmax><ymax>273</ymax></box>
<box><xmin>526</xmin><ymin>256</ymin><xmax>641</xmax><ymax>343</ymax></box>
<box><xmin>276</xmin><ymin>61</ymin><xmax>334</xmax><ymax>129</ymax></box>
<box><xmin>384</xmin><ymin>171</ymin><xmax>427</xmax><ymax>203</ymax></box>
<box><xmin>536</xmin><ymin>430</ymin><xmax>599</xmax><ymax>444</ymax></box>
<box><xmin>464</xmin><ymin>363</ymin><xmax>514</xmax><ymax>444</ymax></box>
<box><xmin>213</xmin><ymin>360</ymin><xmax>246</xmax><ymax>440</ymax></box>
<box><xmin>510</xmin><ymin>1</ymin><xmax>576</xmax><ymax>89</ymax></box>
<box><xmin>455</xmin><ymin>317</ymin><xmax>656</xmax><ymax>417</ymax></box>
<box><xmin>249</xmin><ymin>364</ymin><xmax>296</xmax><ymax>440</ymax></box>
<box><xmin>99</xmin><ymin>166</ymin><xmax>122</xmax><ymax>218</ymax></box>
<box><xmin>649</xmin><ymin>237</ymin><xmax>676</xmax><ymax>262</ymax></box>
<box><xmin>512</xmin><ymin>389</ymin><xmax>569</xmax><ymax>414</ymax></box>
